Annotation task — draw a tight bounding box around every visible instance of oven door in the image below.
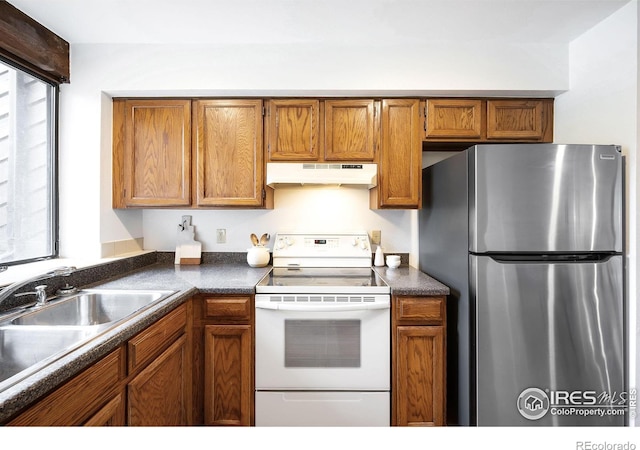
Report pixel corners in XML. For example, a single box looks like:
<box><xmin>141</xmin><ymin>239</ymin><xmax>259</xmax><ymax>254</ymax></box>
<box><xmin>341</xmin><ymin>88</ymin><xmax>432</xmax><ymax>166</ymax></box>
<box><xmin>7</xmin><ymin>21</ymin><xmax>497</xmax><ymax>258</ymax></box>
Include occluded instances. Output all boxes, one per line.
<box><xmin>255</xmin><ymin>296</ymin><xmax>390</xmax><ymax>390</ymax></box>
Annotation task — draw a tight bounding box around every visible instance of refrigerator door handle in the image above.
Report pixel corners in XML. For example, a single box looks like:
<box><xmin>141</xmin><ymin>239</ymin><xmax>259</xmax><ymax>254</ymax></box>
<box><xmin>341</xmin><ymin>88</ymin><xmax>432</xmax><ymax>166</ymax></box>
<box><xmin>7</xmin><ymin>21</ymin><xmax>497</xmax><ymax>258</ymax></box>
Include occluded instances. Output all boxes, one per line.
<box><xmin>475</xmin><ymin>252</ymin><xmax>618</xmax><ymax>263</ymax></box>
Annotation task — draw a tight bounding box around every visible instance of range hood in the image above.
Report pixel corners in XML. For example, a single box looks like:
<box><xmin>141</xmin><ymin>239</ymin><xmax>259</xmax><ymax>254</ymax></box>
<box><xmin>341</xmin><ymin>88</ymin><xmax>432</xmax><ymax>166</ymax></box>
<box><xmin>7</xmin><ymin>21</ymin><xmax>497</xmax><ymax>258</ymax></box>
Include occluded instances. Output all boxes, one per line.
<box><xmin>266</xmin><ymin>163</ymin><xmax>377</xmax><ymax>189</ymax></box>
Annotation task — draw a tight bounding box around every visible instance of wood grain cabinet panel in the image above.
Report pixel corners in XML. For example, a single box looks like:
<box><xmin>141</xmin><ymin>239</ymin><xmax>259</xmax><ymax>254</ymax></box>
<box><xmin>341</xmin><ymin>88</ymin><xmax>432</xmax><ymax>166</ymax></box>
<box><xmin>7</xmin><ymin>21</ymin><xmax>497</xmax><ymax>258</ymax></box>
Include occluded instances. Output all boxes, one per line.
<box><xmin>395</xmin><ymin>326</ymin><xmax>445</xmax><ymax>426</ymax></box>
<box><xmin>204</xmin><ymin>296</ymin><xmax>252</xmax><ymax>322</ymax></box>
<box><xmin>392</xmin><ymin>295</ymin><xmax>446</xmax><ymax>427</ymax></box>
<box><xmin>396</xmin><ymin>296</ymin><xmax>445</xmax><ymax>325</ymax></box>
<box><xmin>486</xmin><ymin>99</ymin><xmax>547</xmax><ymax>140</ymax></box>
<box><xmin>7</xmin><ymin>348</ymin><xmax>125</xmax><ymax>426</ymax></box>
<box><xmin>127</xmin><ymin>303</ymin><xmax>187</xmax><ymax>373</ymax></box>
<box><xmin>128</xmin><ymin>334</ymin><xmax>189</xmax><ymax>426</ymax></box>
<box><xmin>267</xmin><ymin>99</ymin><xmax>320</xmax><ymax>161</ymax></box>
<box><xmin>204</xmin><ymin>324</ymin><xmax>252</xmax><ymax>426</ymax></box>
<box><xmin>424</xmin><ymin>99</ymin><xmax>483</xmax><ymax>139</ymax></box>
<box><xmin>83</xmin><ymin>392</ymin><xmax>125</xmax><ymax>426</ymax></box>
<box><xmin>113</xmin><ymin>99</ymin><xmax>192</xmax><ymax>207</ymax></box>
<box><xmin>374</xmin><ymin>99</ymin><xmax>422</xmax><ymax>209</ymax></box>
<box><xmin>193</xmin><ymin>99</ymin><xmax>264</xmax><ymax>206</ymax></box>
<box><xmin>324</xmin><ymin>99</ymin><xmax>376</xmax><ymax>161</ymax></box>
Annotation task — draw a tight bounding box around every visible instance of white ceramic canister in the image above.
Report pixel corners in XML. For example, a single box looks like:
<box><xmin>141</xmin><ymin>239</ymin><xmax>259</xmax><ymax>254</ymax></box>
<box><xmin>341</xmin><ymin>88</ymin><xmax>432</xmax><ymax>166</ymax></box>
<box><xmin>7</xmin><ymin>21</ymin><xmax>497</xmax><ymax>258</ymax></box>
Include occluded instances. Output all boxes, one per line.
<box><xmin>247</xmin><ymin>246</ymin><xmax>270</xmax><ymax>267</ymax></box>
<box><xmin>374</xmin><ymin>246</ymin><xmax>385</xmax><ymax>266</ymax></box>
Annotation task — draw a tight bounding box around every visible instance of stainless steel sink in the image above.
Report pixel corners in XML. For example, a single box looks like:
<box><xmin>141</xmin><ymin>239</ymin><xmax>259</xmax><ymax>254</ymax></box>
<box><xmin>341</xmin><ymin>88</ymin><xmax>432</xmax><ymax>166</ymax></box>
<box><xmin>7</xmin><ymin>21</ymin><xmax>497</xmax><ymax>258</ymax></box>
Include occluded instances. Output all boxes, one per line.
<box><xmin>0</xmin><ymin>326</ymin><xmax>99</xmax><ymax>387</ymax></box>
<box><xmin>0</xmin><ymin>288</ymin><xmax>176</xmax><ymax>392</ymax></box>
<box><xmin>10</xmin><ymin>289</ymin><xmax>175</xmax><ymax>327</ymax></box>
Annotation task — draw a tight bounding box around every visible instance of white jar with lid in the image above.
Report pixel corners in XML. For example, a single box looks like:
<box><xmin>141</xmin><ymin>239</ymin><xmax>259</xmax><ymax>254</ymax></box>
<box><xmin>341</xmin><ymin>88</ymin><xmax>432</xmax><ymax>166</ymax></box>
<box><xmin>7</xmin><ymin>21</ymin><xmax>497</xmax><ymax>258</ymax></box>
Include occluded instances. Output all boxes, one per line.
<box><xmin>247</xmin><ymin>246</ymin><xmax>270</xmax><ymax>267</ymax></box>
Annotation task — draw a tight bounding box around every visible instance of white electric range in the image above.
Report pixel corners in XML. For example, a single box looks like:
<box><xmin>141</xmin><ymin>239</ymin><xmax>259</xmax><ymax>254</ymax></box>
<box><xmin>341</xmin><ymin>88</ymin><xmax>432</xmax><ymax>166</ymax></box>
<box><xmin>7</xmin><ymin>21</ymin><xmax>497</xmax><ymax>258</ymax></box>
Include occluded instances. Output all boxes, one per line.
<box><xmin>255</xmin><ymin>232</ymin><xmax>391</xmax><ymax>427</ymax></box>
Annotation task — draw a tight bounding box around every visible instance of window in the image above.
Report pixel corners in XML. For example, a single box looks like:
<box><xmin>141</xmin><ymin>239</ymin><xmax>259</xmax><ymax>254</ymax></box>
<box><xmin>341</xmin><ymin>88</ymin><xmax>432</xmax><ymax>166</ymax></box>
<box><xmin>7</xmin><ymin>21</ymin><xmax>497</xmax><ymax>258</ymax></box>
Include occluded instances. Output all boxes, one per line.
<box><xmin>0</xmin><ymin>59</ymin><xmax>57</xmax><ymax>266</ymax></box>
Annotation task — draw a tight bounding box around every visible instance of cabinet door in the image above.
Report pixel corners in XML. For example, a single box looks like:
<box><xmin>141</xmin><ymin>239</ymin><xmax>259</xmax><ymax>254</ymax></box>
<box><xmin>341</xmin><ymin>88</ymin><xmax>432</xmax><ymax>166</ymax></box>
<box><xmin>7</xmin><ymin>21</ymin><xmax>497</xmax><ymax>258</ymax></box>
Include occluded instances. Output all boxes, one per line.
<box><xmin>425</xmin><ymin>99</ymin><xmax>483</xmax><ymax>139</ymax></box>
<box><xmin>204</xmin><ymin>325</ymin><xmax>252</xmax><ymax>426</ymax></box>
<box><xmin>128</xmin><ymin>334</ymin><xmax>189</xmax><ymax>426</ymax></box>
<box><xmin>194</xmin><ymin>99</ymin><xmax>264</xmax><ymax>206</ymax></box>
<box><xmin>267</xmin><ymin>99</ymin><xmax>319</xmax><ymax>161</ymax></box>
<box><xmin>394</xmin><ymin>326</ymin><xmax>445</xmax><ymax>426</ymax></box>
<box><xmin>486</xmin><ymin>99</ymin><xmax>545</xmax><ymax>140</ymax></box>
<box><xmin>7</xmin><ymin>348</ymin><xmax>124</xmax><ymax>426</ymax></box>
<box><xmin>83</xmin><ymin>393</ymin><xmax>125</xmax><ymax>426</ymax></box>
<box><xmin>116</xmin><ymin>99</ymin><xmax>192</xmax><ymax>207</ymax></box>
<box><xmin>376</xmin><ymin>99</ymin><xmax>422</xmax><ymax>208</ymax></box>
<box><xmin>324</xmin><ymin>99</ymin><xmax>376</xmax><ymax>161</ymax></box>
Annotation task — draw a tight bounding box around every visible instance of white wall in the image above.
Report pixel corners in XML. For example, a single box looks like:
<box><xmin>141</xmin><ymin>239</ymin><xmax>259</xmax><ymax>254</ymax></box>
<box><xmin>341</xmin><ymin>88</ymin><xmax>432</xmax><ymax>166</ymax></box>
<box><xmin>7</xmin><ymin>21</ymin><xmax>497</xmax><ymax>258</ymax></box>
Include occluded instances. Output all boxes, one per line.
<box><xmin>553</xmin><ymin>1</ymin><xmax>638</xmax><ymax>424</ymax></box>
<box><xmin>143</xmin><ymin>187</ymin><xmax>413</xmax><ymax>253</ymax></box>
<box><xmin>56</xmin><ymin>41</ymin><xmax>570</xmax><ymax>263</ymax></box>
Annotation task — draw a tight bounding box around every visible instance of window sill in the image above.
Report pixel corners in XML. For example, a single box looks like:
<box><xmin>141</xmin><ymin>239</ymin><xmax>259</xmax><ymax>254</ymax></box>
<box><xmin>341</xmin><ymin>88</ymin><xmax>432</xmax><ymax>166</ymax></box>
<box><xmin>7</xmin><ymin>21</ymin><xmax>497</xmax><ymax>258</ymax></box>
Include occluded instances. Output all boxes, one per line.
<box><xmin>0</xmin><ymin>251</ymin><xmax>154</xmax><ymax>288</ymax></box>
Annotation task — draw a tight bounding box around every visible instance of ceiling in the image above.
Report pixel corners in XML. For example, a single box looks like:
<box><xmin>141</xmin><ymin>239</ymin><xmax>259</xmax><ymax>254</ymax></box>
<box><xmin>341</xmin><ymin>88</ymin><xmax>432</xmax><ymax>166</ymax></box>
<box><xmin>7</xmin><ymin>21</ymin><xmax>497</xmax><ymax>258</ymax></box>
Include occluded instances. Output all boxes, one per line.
<box><xmin>7</xmin><ymin>0</ymin><xmax>633</xmax><ymax>46</ymax></box>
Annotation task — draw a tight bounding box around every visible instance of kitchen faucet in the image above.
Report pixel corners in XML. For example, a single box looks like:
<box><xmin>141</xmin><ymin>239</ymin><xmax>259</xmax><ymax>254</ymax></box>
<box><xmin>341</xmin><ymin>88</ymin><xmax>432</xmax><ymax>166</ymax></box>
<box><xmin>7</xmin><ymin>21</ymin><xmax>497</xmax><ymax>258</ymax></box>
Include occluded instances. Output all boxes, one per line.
<box><xmin>0</xmin><ymin>266</ymin><xmax>76</xmax><ymax>307</ymax></box>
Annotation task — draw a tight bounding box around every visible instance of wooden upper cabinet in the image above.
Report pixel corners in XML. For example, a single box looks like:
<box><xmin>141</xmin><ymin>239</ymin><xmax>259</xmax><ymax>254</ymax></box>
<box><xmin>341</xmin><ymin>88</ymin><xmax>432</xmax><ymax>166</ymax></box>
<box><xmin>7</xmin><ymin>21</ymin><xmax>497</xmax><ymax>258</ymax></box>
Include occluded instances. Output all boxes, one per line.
<box><xmin>193</xmin><ymin>99</ymin><xmax>264</xmax><ymax>207</ymax></box>
<box><xmin>374</xmin><ymin>99</ymin><xmax>422</xmax><ymax>209</ymax></box>
<box><xmin>423</xmin><ymin>98</ymin><xmax>554</xmax><ymax>145</ymax></box>
<box><xmin>267</xmin><ymin>99</ymin><xmax>320</xmax><ymax>161</ymax></box>
<box><xmin>113</xmin><ymin>99</ymin><xmax>192</xmax><ymax>207</ymax></box>
<box><xmin>486</xmin><ymin>99</ymin><xmax>549</xmax><ymax>140</ymax></box>
<box><xmin>424</xmin><ymin>99</ymin><xmax>483</xmax><ymax>139</ymax></box>
<box><xmin>324</xmin><ymin>99</ymin><xmax>376</xmax><ymax>161</ymax></box>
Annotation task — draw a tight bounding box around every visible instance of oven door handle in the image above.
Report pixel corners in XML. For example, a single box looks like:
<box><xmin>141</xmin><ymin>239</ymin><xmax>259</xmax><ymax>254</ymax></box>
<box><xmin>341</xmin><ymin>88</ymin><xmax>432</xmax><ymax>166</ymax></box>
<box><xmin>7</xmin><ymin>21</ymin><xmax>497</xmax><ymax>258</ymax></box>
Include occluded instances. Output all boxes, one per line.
<box><xmin>255</xmin><ymin>302</ymin><xmax>390</xmax><ymax>312</ymax></box>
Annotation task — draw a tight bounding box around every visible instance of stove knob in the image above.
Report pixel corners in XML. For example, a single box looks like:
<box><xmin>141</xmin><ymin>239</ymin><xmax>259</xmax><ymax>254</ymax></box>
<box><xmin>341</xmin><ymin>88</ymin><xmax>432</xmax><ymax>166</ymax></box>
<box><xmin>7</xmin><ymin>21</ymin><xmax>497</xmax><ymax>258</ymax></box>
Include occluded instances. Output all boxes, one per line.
<box><xmin>352</xmin><ymin>238</ymin><xmax>358</xmax><ymax>246</ymax></box>
<box><xmin>285</xmin><ymin>237</ymin><xmax>294</xmax><ymax>246</ymax></box>
<box><xmin>360</xmin><ymin>241</ymin><xmax>368</xmax><ymax>250</ymax></box>
<box><xmin>276</xmin><ymin>240</ymin><xmax>285</xmax><ymax>249</ymax></box>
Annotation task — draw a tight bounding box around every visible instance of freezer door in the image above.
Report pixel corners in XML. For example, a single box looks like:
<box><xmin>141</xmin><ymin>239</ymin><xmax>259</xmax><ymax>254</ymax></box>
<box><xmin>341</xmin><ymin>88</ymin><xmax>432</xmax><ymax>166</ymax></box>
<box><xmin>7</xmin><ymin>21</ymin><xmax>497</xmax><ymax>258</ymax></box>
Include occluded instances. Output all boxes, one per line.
<box><xmin>470</xmin><ymin>144</ymin><xmax>623</xmax><ymax>253</ymax></box>
<box><xmin>473</xmin><ymin>255</ymin><xmax>625</xmax><ymax>426</ymax></box>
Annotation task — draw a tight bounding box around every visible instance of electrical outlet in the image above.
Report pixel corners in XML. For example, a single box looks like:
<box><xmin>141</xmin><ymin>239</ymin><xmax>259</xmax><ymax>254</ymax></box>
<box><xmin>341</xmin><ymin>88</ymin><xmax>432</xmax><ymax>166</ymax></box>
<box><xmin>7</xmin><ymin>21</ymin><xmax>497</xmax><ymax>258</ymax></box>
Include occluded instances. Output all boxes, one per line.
<box><xmin>216</xmin><ymin>229</ymin><xmax>226</xmax><ymax>244</ymax></box>
<box><xmin>371</xmin><ymin>230</ymin><xmax>381</xmax><ymax>245</ymax></box>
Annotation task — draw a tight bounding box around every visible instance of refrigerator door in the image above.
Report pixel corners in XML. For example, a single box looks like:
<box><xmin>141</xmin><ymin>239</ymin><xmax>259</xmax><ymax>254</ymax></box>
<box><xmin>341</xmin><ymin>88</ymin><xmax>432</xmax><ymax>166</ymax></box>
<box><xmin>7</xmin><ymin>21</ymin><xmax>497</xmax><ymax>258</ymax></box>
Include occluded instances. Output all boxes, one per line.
<box><xmin>473</xmin><ymin>254</ymin><xmax>625</xmax><ymax>426</ymax></box>
<box><xmin>470</xmin><ymin>144</ymin><xmax>623</xmax><ymax>253</ymax></box>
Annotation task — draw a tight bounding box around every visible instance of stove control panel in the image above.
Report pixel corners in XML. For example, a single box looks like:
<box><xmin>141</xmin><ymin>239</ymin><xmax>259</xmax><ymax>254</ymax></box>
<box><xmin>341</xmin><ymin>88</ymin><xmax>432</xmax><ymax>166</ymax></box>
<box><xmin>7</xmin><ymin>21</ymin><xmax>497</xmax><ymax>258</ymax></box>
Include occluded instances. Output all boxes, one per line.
<box><xmin>272</xmin><ymin>233</ymin><xmax>372</xmax><ymax>267</ymax></box>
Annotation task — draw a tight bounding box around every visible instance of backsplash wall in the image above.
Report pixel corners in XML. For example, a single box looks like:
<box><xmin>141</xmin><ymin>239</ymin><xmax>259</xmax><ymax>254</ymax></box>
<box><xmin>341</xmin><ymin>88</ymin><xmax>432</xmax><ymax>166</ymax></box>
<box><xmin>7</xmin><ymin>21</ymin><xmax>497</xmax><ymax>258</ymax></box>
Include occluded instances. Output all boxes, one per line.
<box><xmin>142</xmin><ymin>186</ymin><xmax>414</xmax><ymax>255</ymax></box>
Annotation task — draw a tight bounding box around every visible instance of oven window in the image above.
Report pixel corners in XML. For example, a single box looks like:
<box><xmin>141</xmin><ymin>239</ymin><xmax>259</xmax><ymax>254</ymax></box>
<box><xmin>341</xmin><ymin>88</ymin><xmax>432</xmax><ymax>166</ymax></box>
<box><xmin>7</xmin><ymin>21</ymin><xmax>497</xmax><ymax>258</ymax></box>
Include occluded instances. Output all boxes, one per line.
<box><xmin>284</xmin><ymin>319</ymin><xmax>361</xmax><ymax>368</ymax></box>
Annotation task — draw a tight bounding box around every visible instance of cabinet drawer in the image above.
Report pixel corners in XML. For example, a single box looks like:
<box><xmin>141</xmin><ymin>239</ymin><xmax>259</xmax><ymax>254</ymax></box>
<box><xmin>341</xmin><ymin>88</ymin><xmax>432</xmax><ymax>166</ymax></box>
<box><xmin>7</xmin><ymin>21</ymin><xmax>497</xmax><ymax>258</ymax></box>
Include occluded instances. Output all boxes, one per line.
<box><xmin>8</xmin><ymin>348</ymin><xmax>124</xmax><ymax>426</ymax></box>
<box><xmin>128</xmin><ymin>303</ymin><xmax>187</xmax><ymax>373</ymax></box>
<box><xmin>395</xmin><ymin>296</ymin><xmax>445</xmax><ymax>325</ymax></box>
<box><xmin>204</xmin><ymin>296</ymin><xmax>252</xmax><ymax>322</ymax></box>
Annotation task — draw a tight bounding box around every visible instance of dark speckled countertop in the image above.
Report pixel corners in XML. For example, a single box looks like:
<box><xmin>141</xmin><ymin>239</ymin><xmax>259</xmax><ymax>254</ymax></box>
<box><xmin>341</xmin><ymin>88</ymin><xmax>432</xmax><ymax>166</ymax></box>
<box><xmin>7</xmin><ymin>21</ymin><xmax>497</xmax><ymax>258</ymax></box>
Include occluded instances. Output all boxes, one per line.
<box><xmin>373</xmin><ymin>265</ymin><xmax>449</xmax><ymax>296</ymax></box>
<box><xmin>0</xmin><ymin>255</ymin><xmax>447</xmax><ymax>423</ymax></box>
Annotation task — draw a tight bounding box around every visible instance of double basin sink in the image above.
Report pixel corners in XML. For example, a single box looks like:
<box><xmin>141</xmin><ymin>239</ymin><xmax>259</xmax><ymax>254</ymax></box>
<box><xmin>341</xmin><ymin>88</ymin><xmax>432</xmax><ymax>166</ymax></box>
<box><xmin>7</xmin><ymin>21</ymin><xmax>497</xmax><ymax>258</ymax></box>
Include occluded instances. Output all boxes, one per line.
<box><xmin>0</xmin><ymin>289</ymin><xmax>175</xmax><ymax>393</ymax></box>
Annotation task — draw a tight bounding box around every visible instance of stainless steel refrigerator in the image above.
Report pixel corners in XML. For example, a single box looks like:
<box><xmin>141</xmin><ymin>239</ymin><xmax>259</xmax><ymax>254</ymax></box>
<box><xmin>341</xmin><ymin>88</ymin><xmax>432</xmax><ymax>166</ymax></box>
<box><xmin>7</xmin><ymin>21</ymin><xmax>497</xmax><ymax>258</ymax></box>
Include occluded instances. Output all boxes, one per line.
<box><xmin>419</xmin><ymin>144</ymin><xmax>625</xmax><ymax>426</ymax></box>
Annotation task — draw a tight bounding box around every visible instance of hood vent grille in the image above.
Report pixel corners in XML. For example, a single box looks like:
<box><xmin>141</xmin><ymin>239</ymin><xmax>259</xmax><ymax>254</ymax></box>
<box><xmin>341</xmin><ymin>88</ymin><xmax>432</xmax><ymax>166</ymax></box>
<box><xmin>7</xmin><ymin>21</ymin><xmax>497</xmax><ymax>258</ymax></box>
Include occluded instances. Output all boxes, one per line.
<box><xmin>266</xmin><ymin>162</ymin><xmax>377</xmax><ymax>188</ymax></box>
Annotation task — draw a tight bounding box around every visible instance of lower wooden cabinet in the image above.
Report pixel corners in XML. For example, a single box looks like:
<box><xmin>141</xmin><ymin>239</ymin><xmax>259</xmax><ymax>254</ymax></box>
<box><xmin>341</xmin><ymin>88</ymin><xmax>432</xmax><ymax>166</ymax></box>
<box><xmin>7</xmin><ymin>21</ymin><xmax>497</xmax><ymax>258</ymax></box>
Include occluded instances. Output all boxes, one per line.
<box><xmin>128</xmin><ymin>334</ymin><xmax>190</xmax><ymax>426</ymax></box>
<box><xmin>84</xmin><ymin>392</ymin><xmax>126</xmax><ymax>426</ymax></box>
<box><xmin>4</xmin><ymin>301</ymin><xmax>192</xmax><ymax>426</ymax></box>
<box><xmin>126</xmin><ymin>303</ymin><xmax>191</xmax><ymax>426</ymax></box>
<box><xmin>197</xmin><ymin>295</ymin><xmax>254</xmax><ymax>426</ymax></box>
<box><xmin>392</xmin><ymin>295</ymin><xmax>447</xmax><ymax>426</ymax></box>
<box><xmin>6</xmin><ymin>292</ymin><xmax>451</xmax><ymax>427</ymax></box>
<box><xmin>7</xmin><ymin>348</ymin><xmax>126</xmax><ymax>426</ymax></box>
<box><xmin>203</xmin><ymin>325</ymin><xmax>252</xmax><ymax>425</ymax></box>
